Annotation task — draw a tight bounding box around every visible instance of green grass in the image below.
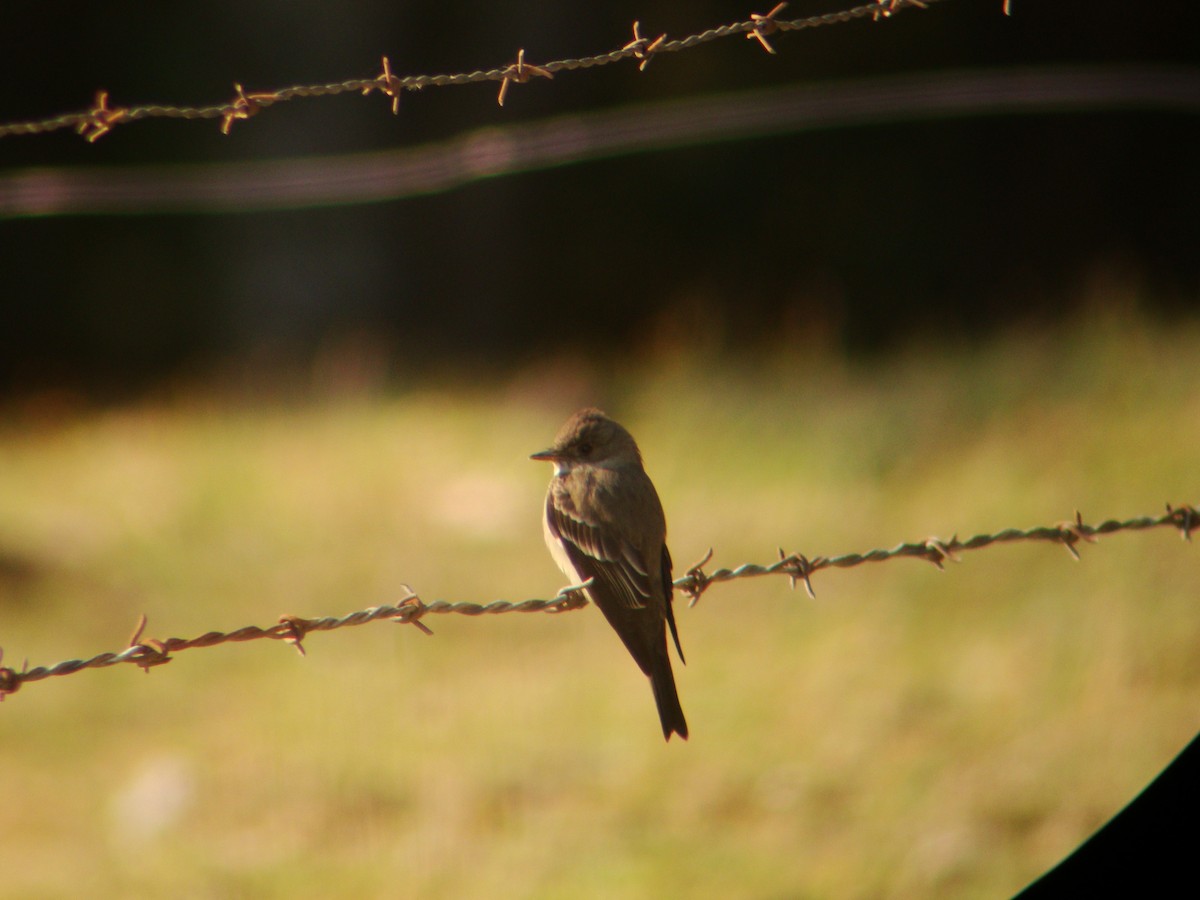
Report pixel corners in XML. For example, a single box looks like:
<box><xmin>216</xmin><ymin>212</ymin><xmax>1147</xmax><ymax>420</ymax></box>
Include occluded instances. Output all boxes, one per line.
<box><xmin>0</xmin><ymin>308</ymin><xmax>1197</xmax><ymax>897</ymax></box>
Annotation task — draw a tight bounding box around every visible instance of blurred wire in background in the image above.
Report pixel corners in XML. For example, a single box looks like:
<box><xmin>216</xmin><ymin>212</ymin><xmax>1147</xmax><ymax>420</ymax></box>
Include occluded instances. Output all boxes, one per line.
<box><xmin>3</xmin><ymin>66</ymin><xmax>1198</xmax><ymax>217</ymax></box>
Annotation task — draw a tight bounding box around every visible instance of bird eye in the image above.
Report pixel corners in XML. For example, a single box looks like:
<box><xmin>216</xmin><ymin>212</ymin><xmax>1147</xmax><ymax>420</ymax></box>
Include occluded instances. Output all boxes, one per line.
<box><xmin>577</xmin><ymin>442</ymin><xmax>593</xmax><ymax>456</ymax></box>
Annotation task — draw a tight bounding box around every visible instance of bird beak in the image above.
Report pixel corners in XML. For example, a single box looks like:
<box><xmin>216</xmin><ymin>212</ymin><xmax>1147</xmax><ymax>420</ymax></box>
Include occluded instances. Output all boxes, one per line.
<box><xmin>529</xmin><ymin>448</ymin><xmax>558</xmax><ymax>462</ymax></box>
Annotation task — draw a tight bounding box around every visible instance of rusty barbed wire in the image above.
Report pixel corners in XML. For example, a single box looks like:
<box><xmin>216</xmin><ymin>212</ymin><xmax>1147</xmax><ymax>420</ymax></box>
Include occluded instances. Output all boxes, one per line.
<box><xmin>0</xmin><ymin>583</ymin><xmax>594</xmax><ymax>700</ymax></box>
<box><xmin>0</xmin><ymin>0</ymin><xmax>956</xmax><ymax>141</ymax></box>
<box><xmin>0</xmin><ymin>503</ymin><xmax>1192</xmax><ymax>701</ymax></box>
<box><xmin>675</xmin><ymin>504</ymin><xmax>1196</xmax><ymax>604</ymax></box>
<box><xmin>6</xmin><ymin>64</ymin><xmax>1198</xmax><ymax>218</ymax></box>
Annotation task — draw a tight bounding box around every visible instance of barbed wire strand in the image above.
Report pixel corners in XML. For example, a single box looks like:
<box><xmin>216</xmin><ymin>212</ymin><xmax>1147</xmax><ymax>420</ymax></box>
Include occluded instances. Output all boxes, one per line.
<box><xmin>0</xmin><ymin>503</ymin><xmax>1192</xmax><ymax>701</ymax></box>
<box><xmin>9</xmin><ymin>64</ymin><xmax>1199</xmax><ymax>219</ymax></box>
<box><xmin>0</xmin><ymin>0</ymin><xmax>961</xmax><ymax>142</ymax></box>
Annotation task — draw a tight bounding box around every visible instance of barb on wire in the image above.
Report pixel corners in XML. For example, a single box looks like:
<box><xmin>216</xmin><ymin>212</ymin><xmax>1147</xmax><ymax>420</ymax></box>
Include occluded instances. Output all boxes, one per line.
<box><xmin>0</xmin><ymin>579</ymin><xmax>594</xmax><ymax>700</ymax></box>
<box><xmin>874</xmin><ymin>0</ymin><xmax>928</xmax><ymax>21</ymax></box>
<box><xmin>0</xmin><ymin>0</ymin><xmax>953</xmax><ymax>141</ymax></box>
<box><xmin>749</xmin><ymin>3</ymin><xmax>791</xmax><ymax>54</ymax></box>
<box><xmin>8</xmin><ymin>64</ymin><xmax>1198</xmax><ymax>219</ymax></box>
<box><xmin>623</xmin><ymin>21</ymin><xmax>668</xmax><ymax>73</ymax></box>
<box><xmin>679</xmin><ymin>504</ymin><xmax>1197</xmax><ymax>606</ymax></box>
<box><xmin>364</xmin><ymin>56</ymin><xmax>405</xmax><ymax>115</ymax></box>
<box><xmin>219</xmin><ymin>83</ymin><xmax>278</xmax><ymax>135</ymax></box>
<box><xmin>73</xmin><ymin>91</ymin><xmax>127</xmax><ymax>143</ymax></box>
<box><xmin>497</xmin><ymin>49</ymin><xmax>554</xmax><ymax>107</ymax></box>
<box><xmin>0</xmin><ymin>504</ymin><xmax>1192</xmax><ymax>701</ymax></box>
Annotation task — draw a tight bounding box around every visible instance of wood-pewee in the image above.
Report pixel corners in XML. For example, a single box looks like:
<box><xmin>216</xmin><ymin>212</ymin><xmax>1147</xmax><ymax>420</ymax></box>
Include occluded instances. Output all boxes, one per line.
<box><xmin>531</xmin><ymin>408</ymin><xmax>688</xmax><ymax>741</ymax></box>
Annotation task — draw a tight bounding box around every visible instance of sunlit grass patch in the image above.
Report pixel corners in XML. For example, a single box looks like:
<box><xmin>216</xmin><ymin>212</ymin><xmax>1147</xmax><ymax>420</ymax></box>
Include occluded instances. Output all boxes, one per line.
<box><xmin>0</xmin><ymin>309</ymin><xmax>1196</xmax><ymax>897</ymax></box>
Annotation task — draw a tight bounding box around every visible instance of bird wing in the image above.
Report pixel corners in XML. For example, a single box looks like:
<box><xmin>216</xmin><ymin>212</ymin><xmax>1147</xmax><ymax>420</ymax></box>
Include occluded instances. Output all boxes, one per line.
<box><xmin>545</xmin><ymin>492</ymin><xmax>652</xmax><ymax>611</ymax></box>
<box><xmin>661</xmin><ymin>543</ymin><xmax>685</xmax><ymax>665</ymax></box>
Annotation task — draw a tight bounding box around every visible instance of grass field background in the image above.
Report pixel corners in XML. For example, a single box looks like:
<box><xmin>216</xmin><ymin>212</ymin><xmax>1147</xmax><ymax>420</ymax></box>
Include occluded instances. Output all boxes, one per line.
<box><xmin>0</xmin><ymin>302</ymin><xmax>1197</xmax><ymax>897</ymax></box>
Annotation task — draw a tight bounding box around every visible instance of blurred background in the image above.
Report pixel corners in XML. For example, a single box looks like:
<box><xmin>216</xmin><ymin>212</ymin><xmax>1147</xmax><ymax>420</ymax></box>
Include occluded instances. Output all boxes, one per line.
<box><xmin>0</xmin><ymin>0</ymin><xmax>1198</xmax><ymax>896</ymax></box>
<box><xmin>2</xmin><ymin>0</ymin><xmax>1198</xmax><ymax>392</ymax></box>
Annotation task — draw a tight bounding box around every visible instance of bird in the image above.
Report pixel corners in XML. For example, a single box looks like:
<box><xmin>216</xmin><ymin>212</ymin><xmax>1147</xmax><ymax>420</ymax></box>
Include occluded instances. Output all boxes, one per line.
<box><xmin>530</xmin><ymin>408</ymin><xmax>688</xmax><ymax>741</ymax></box>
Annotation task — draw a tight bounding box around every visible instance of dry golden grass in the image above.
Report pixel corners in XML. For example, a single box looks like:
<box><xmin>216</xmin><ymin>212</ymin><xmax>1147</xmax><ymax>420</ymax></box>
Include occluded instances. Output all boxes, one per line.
<box><xmin>0</xmin><ymin>308</ymin><xmax>1197</xmax><ymax>897</ymax></box>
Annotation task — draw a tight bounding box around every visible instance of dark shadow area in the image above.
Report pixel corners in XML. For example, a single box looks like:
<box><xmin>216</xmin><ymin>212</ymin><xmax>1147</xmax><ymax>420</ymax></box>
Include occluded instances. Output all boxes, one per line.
<box><xmin>1</xmin><ymin>0</ymin><xmax>1198</xmax><ymax>396</ymax></box>
<box><xmin>1017</xmin><ymin>729</ymin><xmax>1200</xmax><ymax>897</ymax></box>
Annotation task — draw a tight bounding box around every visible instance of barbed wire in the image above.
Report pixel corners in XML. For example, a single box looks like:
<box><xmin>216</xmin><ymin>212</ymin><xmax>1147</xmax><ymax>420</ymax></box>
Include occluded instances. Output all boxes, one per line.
<box><xmin>0</xmin><ymin>503</ymin><xmax>1192</xmax><ymax>701</ymax></box>
<box><xmin>8</xmin><ymin>64</ymin><xmax>1197</xmax><ymax>219</ymax></box>
<box><xmin>0</xmin><ymin>0</ymin><xmax>962</xmax><ymax>142</ymax></box>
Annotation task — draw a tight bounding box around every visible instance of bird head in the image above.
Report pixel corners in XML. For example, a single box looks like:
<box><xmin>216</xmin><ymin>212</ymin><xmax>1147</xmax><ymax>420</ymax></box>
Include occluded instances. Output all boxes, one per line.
<box><xmin>530</xmin><ymin>408</ymin><xmax>643</xmax><ymax>475</ymax></box>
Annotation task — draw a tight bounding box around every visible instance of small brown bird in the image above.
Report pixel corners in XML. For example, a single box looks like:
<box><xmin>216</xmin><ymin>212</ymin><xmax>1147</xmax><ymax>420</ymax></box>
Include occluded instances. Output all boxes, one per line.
<box><xmin>531</xmin><ymin>408</ymin><xmax>688</xmax><ymax>741</ymax></box>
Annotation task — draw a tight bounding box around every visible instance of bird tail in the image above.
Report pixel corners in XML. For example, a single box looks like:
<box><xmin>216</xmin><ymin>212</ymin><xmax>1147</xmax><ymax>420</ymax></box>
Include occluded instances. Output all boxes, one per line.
<box><xmin>650</xmin><ymin>657</ymin><xmax>689</xmax><ymax>741</ymax></box>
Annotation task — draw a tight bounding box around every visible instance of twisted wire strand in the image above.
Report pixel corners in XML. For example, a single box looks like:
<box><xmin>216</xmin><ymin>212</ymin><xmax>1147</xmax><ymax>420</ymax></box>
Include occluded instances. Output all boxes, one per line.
<box><xmin>0</xmin><ymin>503</ymin><xmax>1192</xmax><ymax>700</ymax></box>
<box><xmin>676</xmin><ymin>506</ymin><xmax>1196</xmax><ymax>603</ymax></box>
<box><xmin>0</xmin><ymin>0</ymin><xmax>950</xmax><ymax>140</ymax></box>
<box><xmin>6</xmin><ymin>64</ymin><xmax>1197</xmax><ymax>218</ymax></box>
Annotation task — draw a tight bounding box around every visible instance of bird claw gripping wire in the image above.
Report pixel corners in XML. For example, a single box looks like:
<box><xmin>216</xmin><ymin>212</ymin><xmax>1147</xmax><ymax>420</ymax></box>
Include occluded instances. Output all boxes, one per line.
<box><xmin>75</xmin><ymin>91</ymin><xmax>127</xmax><ymax>143</ymax></box>
<box><xmin>364</xmin><ymin>56</ymin><xmax>403</xmax><ymax>114</ymax></box>
<box><xmin>549</xmin><ymin>579</ymin><xmax>593</xmax><ymax>613</ymax></box>
<box><xmin>497</xmin><ymin>49</ymin><xmax>553</xmax><ymax>107</ymax></box>
<box><xmin>623</xmin><ymin>21</ymin><xmax>667</xmax><ymax>72</ymax></box>
<box><xmin>748</xmin><ymin>3</ymin><xmax>789</xmax><ymax>54</ymax></box>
